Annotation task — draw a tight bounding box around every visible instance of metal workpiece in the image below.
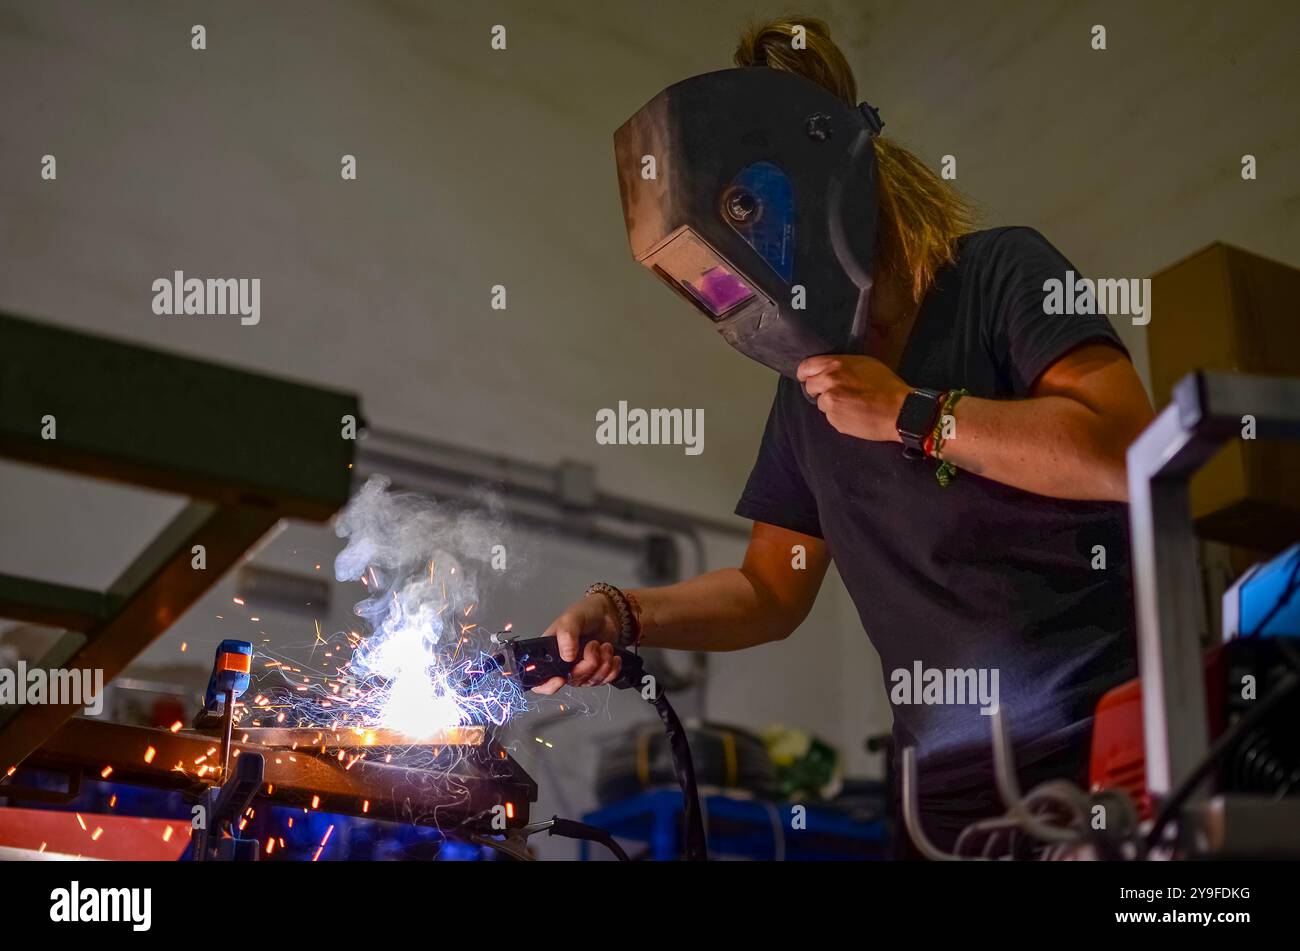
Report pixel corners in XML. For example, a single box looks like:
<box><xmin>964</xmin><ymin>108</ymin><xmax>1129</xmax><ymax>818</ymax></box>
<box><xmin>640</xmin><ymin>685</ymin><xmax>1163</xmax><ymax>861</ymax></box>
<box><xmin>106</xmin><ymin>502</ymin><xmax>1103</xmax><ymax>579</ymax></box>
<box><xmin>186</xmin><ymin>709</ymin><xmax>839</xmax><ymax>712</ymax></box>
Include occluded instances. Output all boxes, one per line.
<box><xmin>1126</xmin><ymin>370</ymin><xmax>1300</xmax><ymax>798</ymax></box>
<box><xmin>237</xmin><ymin>726</ymin><xmax>487</xmax><ymax>748</ymax></box>
<box><xmin>20</xmin><ymin>717</ymin><xmax>536</xmax><ymax>832</ymax></box>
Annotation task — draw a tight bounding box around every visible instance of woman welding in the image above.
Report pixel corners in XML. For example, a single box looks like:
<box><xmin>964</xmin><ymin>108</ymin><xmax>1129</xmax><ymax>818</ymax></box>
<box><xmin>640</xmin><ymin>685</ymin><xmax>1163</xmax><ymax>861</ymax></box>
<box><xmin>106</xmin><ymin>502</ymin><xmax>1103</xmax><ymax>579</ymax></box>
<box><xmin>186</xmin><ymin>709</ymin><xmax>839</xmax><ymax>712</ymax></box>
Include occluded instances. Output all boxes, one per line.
<box><xmin>536</xmin><ymin>16</ymin><xmax>1154</xmax><ymax>857</ymax></box>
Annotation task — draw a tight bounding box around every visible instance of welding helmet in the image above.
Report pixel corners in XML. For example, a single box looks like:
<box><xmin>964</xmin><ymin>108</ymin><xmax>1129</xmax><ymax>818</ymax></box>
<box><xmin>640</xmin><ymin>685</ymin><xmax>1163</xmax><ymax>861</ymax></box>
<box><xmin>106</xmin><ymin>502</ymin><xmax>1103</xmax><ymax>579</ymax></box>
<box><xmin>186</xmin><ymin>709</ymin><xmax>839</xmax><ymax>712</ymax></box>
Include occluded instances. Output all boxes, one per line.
<box><xmin>614</xmin><ymin>66</ymin><xmax>883</xmax><ymax>382</ymax></box>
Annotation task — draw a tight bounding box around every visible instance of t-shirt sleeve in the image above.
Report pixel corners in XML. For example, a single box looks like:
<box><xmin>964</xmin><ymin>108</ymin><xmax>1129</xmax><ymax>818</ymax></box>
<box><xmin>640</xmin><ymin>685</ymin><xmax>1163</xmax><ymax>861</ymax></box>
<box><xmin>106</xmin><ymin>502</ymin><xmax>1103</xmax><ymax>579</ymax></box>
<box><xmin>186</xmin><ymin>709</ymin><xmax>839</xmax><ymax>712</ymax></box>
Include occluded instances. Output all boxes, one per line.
<box><xmin>735</xmin><ymin>383</ymin><xmax>823</xmax><ymax>539</ymax></box>
<box><xmin>979</xmin><ymin>227</ymin><xmax>1131</xmax><ymax>395</ymax></box>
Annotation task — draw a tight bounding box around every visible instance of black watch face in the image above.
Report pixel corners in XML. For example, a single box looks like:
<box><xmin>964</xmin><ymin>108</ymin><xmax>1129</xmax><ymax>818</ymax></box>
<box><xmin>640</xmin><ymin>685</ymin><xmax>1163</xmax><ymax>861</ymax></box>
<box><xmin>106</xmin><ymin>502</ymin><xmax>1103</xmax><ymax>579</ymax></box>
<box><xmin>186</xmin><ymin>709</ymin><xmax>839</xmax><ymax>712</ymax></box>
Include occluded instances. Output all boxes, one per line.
<box><xmin>898</xmin><ymin>390</ymin><xmax>939</xmax><ymax>439</ymax></box>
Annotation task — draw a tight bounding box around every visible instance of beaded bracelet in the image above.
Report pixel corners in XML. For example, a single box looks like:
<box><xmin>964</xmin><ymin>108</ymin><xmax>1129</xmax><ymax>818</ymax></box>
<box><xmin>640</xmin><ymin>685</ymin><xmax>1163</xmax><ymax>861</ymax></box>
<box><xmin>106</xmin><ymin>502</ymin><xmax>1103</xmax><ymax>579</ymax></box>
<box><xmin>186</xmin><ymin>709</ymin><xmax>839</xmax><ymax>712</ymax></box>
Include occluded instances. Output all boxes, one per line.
<box><xmin>586</xmin><ymin>582</ymin><xmax>642</xmax><ymax>649</ymax></box>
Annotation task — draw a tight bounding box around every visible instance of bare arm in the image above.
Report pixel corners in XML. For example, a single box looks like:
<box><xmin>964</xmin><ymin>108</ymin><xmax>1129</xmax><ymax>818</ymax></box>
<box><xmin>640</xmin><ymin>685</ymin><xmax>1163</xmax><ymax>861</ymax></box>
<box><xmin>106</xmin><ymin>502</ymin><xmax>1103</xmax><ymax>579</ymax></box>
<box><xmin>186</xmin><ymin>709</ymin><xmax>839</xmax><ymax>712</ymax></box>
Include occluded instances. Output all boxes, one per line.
<box><xmin>533</xmin><ymin>521</ymin><xmax>828</xmax><ymax>693</ymax></box>
<box><xmin>935</xmin><ymin>343</ymin><xmax>1154</xmax><ymax>501</ymax></box>
<box><xmin>798</xmin><ymin>342</ymin><xmax>1154</xmax><ymax>503</ymax></box>
<box><xmin>635</xmin><ymin>521</ymin><xmax>830</xmax><ymax>651</ymax></box>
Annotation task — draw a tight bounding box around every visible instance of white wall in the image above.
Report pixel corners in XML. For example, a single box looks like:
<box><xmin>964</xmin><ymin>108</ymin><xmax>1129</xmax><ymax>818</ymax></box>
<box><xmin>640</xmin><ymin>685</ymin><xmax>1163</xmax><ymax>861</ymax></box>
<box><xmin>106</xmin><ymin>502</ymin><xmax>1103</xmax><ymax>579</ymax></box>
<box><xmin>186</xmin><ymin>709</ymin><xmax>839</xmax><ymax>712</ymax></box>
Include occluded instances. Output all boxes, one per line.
<box><xmin>2</xmin><ymin>0</ymin><xmax>1297</xmax><ymax>794</ymax></box>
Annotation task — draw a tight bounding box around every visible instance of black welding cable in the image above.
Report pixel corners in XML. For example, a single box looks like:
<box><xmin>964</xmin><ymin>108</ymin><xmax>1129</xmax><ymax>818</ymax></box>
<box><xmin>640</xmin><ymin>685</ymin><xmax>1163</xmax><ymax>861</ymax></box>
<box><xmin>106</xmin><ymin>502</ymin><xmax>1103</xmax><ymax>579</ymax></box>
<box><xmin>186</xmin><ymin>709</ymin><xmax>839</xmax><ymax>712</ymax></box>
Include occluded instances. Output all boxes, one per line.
<box><xmin>1143</xmin><ymin>640</ymin><xmax>1300</xmax><ymax>856</ymax></box>
<box><xmin>544</xmin><ymin>818</ymin><xmax>632</xmax><ymax>861</ymax></box>
<box><xmin>649</xmin><ymin>690</ymin><xmax>708</xmax><ymax>861</ymax></box>
<box><xmin>613</xmin><ymin>647</ymin><xmax>708</xmax><ymax>860</ymax></box>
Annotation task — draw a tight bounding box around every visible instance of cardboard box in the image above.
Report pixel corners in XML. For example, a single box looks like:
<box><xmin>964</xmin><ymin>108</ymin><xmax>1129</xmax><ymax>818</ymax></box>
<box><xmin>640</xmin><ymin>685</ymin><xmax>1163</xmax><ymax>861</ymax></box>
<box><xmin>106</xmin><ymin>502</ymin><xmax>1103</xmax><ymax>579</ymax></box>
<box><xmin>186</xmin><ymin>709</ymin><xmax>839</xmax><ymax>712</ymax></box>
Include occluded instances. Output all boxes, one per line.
<box><xmin>1148</xmin><ymin>243</ymin><xmax>1300</xmax><ymax>552</ymax></box>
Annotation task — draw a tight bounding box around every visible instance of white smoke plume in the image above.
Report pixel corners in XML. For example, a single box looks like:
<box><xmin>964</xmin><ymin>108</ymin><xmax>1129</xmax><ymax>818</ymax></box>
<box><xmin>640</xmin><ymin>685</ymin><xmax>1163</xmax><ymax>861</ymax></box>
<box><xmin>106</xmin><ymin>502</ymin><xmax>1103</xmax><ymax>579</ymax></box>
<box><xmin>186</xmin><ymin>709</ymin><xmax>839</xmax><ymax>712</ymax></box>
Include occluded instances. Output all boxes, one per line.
<box><xmin>333</xmin><ymin>475</ymin><xmax>522</xmax><ymax>736</ymax></box>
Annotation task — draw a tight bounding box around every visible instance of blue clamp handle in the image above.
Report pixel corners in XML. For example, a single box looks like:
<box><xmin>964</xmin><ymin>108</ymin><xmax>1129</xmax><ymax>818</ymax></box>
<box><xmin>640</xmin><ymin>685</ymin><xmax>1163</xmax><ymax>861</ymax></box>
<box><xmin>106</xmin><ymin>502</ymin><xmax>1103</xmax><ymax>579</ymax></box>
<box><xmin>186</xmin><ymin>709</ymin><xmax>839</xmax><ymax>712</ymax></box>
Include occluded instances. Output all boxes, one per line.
<box><xmin>202</xmin><ymin>639</ymin><xmax>253</xmax><ymax>715</ymax></box>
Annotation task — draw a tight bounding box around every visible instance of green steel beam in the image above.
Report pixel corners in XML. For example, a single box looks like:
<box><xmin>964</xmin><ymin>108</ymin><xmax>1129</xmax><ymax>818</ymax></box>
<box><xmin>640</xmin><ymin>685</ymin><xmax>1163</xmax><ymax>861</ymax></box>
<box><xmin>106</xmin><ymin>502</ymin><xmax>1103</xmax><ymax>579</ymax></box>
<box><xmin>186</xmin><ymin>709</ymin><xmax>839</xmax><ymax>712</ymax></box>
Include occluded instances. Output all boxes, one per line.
<box><xmin>0</xmin><ymin>311</ymin><xmax>358</xmax><ymax>520</ymax></box>
<box><xmin>0</xmin><ymin>574</ymin><xmax>108</xmax><ymax>631</ymax></box>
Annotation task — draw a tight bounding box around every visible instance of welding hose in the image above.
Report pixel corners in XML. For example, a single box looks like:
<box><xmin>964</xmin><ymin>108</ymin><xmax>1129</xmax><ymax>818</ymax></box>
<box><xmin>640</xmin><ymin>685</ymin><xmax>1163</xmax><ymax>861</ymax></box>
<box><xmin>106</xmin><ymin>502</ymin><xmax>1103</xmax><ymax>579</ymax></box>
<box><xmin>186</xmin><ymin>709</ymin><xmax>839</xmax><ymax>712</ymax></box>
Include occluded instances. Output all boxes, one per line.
<box><xmin>525</xmin><ymin>818</ymin><xmax>632</xmax><ymax>861</ymax></box>
<box><xmin>648</xmin><ymin>689</ymin><xmax>708</xmax><ymax>861</ymax></box>
<box><xmin>607</xmin><ymin>647</ymin><xmax>707</xmax><ymax>860</ymax></box>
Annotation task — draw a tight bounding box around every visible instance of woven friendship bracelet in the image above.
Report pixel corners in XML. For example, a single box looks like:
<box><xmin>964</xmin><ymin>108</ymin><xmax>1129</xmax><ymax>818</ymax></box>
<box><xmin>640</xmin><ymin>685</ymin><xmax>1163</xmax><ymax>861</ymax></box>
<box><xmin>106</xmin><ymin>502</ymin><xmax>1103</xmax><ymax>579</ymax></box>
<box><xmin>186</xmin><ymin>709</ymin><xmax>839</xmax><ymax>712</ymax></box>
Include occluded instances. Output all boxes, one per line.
<box><xmin>931</xmin><ymin>388</ymin><xmax>970</xmax><ymax>487</ymax></box>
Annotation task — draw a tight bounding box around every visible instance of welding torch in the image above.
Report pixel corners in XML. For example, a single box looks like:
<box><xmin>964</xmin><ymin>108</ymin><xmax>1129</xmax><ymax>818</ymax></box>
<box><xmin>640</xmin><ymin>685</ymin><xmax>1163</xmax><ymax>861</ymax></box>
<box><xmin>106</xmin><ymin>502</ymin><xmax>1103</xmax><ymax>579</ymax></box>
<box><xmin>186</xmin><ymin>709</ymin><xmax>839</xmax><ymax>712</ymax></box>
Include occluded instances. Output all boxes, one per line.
<box><xmin>491</xmin><ymin>633</ymin><xmax>636</xmax><ymax>691</ymax></box>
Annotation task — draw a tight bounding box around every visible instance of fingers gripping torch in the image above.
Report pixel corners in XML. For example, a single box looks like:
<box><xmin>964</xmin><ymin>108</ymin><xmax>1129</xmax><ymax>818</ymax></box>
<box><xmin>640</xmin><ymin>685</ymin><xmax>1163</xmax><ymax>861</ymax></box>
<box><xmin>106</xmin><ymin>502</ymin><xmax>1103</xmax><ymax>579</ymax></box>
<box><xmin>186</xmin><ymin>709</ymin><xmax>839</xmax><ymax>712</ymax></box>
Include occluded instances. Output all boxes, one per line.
<box><xmin>491</xmin><ymin>633</ymin><xmax>708</xmax><ymax>861</ymax></box>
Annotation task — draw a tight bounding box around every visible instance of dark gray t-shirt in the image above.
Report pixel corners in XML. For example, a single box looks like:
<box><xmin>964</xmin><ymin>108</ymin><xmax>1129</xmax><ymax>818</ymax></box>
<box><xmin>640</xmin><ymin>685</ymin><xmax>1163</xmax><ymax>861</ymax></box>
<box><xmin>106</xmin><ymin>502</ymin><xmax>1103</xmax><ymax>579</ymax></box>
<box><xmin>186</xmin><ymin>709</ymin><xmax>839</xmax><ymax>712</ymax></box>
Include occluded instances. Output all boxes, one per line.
<box><xmin>736</xmin><ymin>226</ymin><xmax>1137</xmax><ymax>801</ymax></box>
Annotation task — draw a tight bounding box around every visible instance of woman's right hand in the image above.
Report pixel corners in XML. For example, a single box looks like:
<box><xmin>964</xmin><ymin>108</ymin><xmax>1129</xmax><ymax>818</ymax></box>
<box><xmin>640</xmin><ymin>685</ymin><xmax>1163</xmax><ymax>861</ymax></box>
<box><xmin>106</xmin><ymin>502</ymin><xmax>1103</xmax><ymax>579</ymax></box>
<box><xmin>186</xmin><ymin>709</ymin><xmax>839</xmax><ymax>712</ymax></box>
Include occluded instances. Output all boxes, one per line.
<box><xmin>531</xmin><ymin>593</ymin><xmax>624</xmax><ymax>695</ymax></box>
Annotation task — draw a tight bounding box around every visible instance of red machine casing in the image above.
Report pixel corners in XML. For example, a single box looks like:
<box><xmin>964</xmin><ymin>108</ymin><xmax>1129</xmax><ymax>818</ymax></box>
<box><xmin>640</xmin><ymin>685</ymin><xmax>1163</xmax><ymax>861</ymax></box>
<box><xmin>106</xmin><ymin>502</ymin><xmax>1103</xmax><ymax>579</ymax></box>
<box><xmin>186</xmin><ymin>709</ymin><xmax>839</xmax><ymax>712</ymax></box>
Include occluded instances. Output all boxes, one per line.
<box><xmin>1088</xmin><ymin>646</ymin><xmax>1227</xmax><ymax>819</ymax></box>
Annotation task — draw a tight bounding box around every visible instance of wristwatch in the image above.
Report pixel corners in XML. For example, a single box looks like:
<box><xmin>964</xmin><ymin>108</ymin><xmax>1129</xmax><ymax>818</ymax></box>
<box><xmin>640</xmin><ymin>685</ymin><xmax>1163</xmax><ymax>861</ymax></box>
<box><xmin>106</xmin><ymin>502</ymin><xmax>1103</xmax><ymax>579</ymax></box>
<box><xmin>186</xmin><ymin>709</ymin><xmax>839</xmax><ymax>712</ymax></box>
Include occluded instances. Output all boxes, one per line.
<box><xmin>896</xmin><ymin>387</ymin><xmax>945</xmax><ymax>458</ymax></box>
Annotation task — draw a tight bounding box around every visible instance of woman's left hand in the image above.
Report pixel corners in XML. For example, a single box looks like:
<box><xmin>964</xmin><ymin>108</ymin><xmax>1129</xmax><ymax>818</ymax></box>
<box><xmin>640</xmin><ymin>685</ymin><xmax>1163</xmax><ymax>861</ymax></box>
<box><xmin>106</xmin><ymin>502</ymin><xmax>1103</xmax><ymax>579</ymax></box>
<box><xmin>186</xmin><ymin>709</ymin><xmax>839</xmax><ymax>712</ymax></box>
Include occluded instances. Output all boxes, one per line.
<box><xmin>797</xmin><ymin>354</ymin><xmax>910</xmax><ymax>443</ymax></box>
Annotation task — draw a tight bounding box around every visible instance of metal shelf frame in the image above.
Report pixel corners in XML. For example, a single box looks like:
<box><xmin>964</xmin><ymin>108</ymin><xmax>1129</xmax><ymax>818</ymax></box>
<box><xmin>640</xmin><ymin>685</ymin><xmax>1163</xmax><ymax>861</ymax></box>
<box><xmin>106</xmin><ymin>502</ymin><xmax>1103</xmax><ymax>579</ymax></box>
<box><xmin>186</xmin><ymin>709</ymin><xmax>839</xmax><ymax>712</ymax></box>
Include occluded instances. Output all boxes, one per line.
<box><xmin>1127</xmin><ymin>369</ymin><xmax>1300</xmax><ymax>798</ymax></box>
<box><xmin>0</xmin><ymin>310</ymin><xmax>360</xmax><ymax>772</ymax></box>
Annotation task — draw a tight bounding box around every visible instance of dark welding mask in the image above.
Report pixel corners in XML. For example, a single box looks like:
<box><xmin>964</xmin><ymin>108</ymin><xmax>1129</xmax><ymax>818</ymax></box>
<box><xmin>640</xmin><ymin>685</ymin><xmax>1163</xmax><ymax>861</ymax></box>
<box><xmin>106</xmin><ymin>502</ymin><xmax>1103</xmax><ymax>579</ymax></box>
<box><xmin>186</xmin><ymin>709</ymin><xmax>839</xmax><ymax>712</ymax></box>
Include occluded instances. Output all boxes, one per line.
<box><xmin>614</xmin><ymin>67</ymin><xmax>883</xmax><ymax>383</ymax></box>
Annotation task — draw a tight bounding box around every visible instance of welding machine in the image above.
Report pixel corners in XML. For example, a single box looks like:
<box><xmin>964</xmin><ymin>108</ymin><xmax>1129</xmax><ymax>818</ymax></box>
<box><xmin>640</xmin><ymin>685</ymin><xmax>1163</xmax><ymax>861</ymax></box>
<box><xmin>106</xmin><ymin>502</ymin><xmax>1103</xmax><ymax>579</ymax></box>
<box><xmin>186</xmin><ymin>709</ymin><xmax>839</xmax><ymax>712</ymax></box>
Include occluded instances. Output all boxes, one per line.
<box><xmin>1086</xmin><ymin>543</ymin><xmax>1300</xmax><ymax>852</ymax></box>
<box><xmin>1076</xmin><ymin>373</ymin><xmax>1300</xmax><ymax>860</ymax></box>
<box><xmin>1090</xmin><ymin>545</ymin><xmax>1300</xmax><ymax>831</ymax></box>
<box><xmin>1097</xmin><ymin>372</ymin><xmax>1300</xmax><ymax>859</ymax></box>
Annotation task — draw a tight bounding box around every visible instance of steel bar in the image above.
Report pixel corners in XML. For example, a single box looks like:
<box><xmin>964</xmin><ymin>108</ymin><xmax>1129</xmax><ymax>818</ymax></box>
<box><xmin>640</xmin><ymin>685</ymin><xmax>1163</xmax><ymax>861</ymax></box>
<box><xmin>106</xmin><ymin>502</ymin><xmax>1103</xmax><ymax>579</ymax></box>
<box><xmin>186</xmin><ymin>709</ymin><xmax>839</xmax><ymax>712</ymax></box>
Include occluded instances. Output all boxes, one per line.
<box><xmin>13</xmin><ymin>717</ymin><xmax>534</xmax><ymax>831</ymax></box>
<box><xmin>0</xmin><ymin>574</ymin><xmax>106</xmax><ymax>631</ymax></box>
<box><xmin>236</xmin><ymin>725</ymin><xmax>486</xmax><ymax>748</ymax></box>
